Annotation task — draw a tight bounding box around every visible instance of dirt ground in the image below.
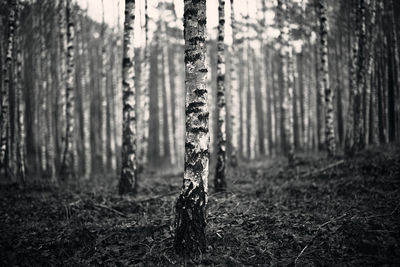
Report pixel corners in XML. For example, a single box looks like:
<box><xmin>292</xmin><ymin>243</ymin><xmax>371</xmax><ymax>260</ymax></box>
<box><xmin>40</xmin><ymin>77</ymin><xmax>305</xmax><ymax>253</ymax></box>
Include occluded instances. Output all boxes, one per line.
<box><xmin>1</xmin><ymin>145</ymin><xmax>400</xmax><ymax>266</ymax></box>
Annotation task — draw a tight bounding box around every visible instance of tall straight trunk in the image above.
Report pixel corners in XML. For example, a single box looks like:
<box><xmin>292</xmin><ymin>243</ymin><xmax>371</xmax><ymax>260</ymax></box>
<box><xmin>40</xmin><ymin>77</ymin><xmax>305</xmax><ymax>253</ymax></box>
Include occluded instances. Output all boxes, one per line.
<box><xmin>229</xmin><ymin>0</ymin><xmax>240</xmax><ymax>166</ymax></box>
<box><xmin>274</xmin><ymin>55</ymin><xmax>282</xmax><ymax>153</ymax></box>
<box><xmin>39</xmin><ymin>10</ymin><xmax>48</xmax><ymax>176</ymax></box>
<box><xmin>160</xmin><ymin>6</ymin><xmax>176</xmax><ymax>165</ymax></box>
<box><xmin>174</xmin><ymin>0</ymin><xmax>208</xmax><ymax>256</ymax></box>
<box><xmin>241</xmin><ymin>46</ymin><xmax>248</xmax><ymax>158</ymax></box>
<box><xmin>354</xmin><ymin>0</ymin><xmax>366</xmax><ymax>150</ymax></box>
<box><xmin>58</xmin><ymin>0</ymin><xmax>67</xmax><ymax>165</ymax></box>
<box><xmin>60</xmin><ymin>0</ymin><xmax>76</xmax><ymax>179</ymax></box>
<box><xmin>82</xmin><ymin>13</ymin><xmax>91</xmax><ymax>179</ymax></box>
<box><xmin>108</xmin><ymin>39</ymin><xmax>117</xmax><ymax>173</ymax></box>
<box><xmin>314</xmin><ymin>1</ymin><xmax>325</xmax><ymax>151</ymax></box>
<box><xmin>248</xmin><ymin>48</ymin><xmax>258</xmax><ymax>159</ymax></box>
<box><xmin>278</xmin><ymin>0</ymin><xmax>294</xmax><ymax>164</ymax></box>
<box><xmin>301</xmin><ymin>50</ymin><xmax>310</xmax><ymax>149</ymax></box>
<box><xmin>173</xmin><ymin>46</ymin><xmax>185</xmax><ymax>167</ymax></box>
<box><xmin>387</xmin><ymin>0</ymin><xmax>400</xmax><ymax>141</ymax></box>
<box><xmin>119</xmin><ymin>0</ymin><xmax>137</xmax><ymax>195</ymax></box>
<box><xmin>215</xmin><ymin>0</ymin><xmax>227</xmax><ymax>192</ymax></box>
<box><xmin>319</xmin><ymin>0</ymin><xmax>335</xmax><ymax>157</ymax></box>
<box><xmin>15</xmin><ymin>3</ymin><xmax>26</xmax><ymax>185</ymax></box>
<box><xmin>258</xmin><ymin>47</ymin><xmax>268</xmax><ymax>155</ymax></box>
<box><xmin>364</xmin><ymin>0</ymin><xmax>377</xmax><ymax>145</ymax></box>
<box><xmin>0</xmin><ymin>0</ymin><xmax>16</xmax><ymax>170</ymax></box>
<box><xmin>157</xmin><ymin>48</ymin><xmax>165</xmax><ymax>158</ymax></box>
<box><xmin>46</xmin><ymin>7</ymin><xmax>56</xmax><ymax>182</ymax></box>
<box><xmin>345</xmin><ymin>1</ymin><xmax>359</xmax><ymax>155</ymax></box>
<box><xmin>335</xmin><ymin>35</ymin><xmax>344</xmax><ymax>145</ymax></box>
<box><xmin>293</xmin><ymin>53</ymin><xmax>301</xmax><ymax>150</ymax></box>
<box><xmin>139</xmin><ymin>0</ymin><xmax>150</xmax><ymax>170</ymax></box>
<box><xmin>287</xmin><ymin>46</ymin><xmax>295</xmax><ymax>164</ymax></box>
<box><xmin>100</xmin><ymin>0</ymin><xmax>108</xmax><ymax>170</ymax></box>
<box><xmin>267</xmin><ymin>47</ymin><xmax>276</xmax><ymax>155</ymax></box>
<box><xmin>260</xmin><ymin>0</ymin><xmax>270</xmax><ymax>155</ymax></box>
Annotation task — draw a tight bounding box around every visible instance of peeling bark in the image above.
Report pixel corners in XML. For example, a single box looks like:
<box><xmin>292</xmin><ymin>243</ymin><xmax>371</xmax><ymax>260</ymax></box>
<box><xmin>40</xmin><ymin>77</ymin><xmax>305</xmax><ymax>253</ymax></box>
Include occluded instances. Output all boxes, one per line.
<box><xmin>215</xmin><ymin>0</ymin><xmax>227</xmax><ymax>192</ymax></box>
<box><xmin>174</xmin><ymin>0</ymin><xmax>208</xmax><ymax>257</ymax></box>
<box><xmin>60</xmin><ymin>0</ymin><xmax>76</xmax><ymax>179</ymax></box>
<box><xmin>319</xmin><ymin>0</ymin><xmax>335</xmax><ymax>157</ymax></box>
<box><xmin>119</xmin><ymin>0</ymin><xmax>137</xmax><ymax>195</ymax></box>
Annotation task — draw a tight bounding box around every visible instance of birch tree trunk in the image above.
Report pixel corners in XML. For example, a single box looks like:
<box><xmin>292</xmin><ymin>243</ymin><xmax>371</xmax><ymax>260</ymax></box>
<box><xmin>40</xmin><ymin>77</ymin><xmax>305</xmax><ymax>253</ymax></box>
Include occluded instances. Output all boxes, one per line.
<box><xmin>241</xmin><ymin>46</ymin><xmax>248</xmax><ymax>158</ymax></box>
<box><xmin>287</xmin><ymin>45</ymin><xmax>295</xmax><ymax>164</ymax></box>
<box><xmin>119</xmin><ymin>0</ymin><xmax>137</xmax><ymax>195</ymax></box>
<box><xmin>0</xmin><ymin>0</ymin><xmax>16</xmax><ymax>171</ymax></box>
<box><xmin>278</xmin><ymin>0</ymin><xmax>294</xmax><ymax>164</ymax></box>
<box><xmin>157</xmin><ymin>47</ymin><xmax>165</xmax><ymax>158</ymax></box>
<box><xmin>345</xmin><ymin>2</ymin><xmax>358</xmax><ymax>155</ymax></box>
<box><xmin>215</xmin><ymin>0</ymin><xmax>227</xmax><ymax>192</ymax></box>
<box><xmin>364</xmin><ymin>0</ymin><xmax>377</xmax><ymax>145</ymax></box>
<box><xmin>314</xmin><ymin>1</ymin><xmax>325</xmax><ymax>151</ymax></box>
<box><xmin>248</xmin><ymin>48</ymin><xmax>258</xmax><ymax>159</ymax></box>
<box><xmin>15</xmin><ymin>2</ymin><xmax>26</xmax><ymax>185</ymax></box>
<box><xmin>60</xmin><ymin>0</ymin><xmax>75</xmax><ymax>179</ymax></box>
<box><xmin>174</xmin><ymin>0</ymin><xmax>208</xmax><ymax>256</ymax></box>
<box><xmin>58</xmin><ymin>0</ymin><xmax>67</xmax><ymax>165</ymax></box>
<box><xmin>354</xmin><ymin>0</ymin><xmax>366</xmax><ymax>150</ymax></box>
<box><xmin>229</xmin><ymin>0</ymin><xmax>240</xmax><ymax>166</ymax></box>
<box><xmin>100</xmin><ymin>0</ymin><xmax>108</xmax><ymax>170</ymax></box>
<box><xmin>160</xmin><ymin>4</ymin><xmax>176</xmax><ymax>165</ymax></box>
<box><xmin>319</xmin><ymin>0</ymin><xmax>335</xmax><ymax>157</ymax></box>
<box><xmin>39</xmin><ymin>11</ymin><xmax>48</xmax><ymax>176</ymax></box>
<box><xmin>139</xmin><ymin>0</ymin><xmax>150</xmax><ymax>170</ymax></box>
<box><xmin>82</xmin><ymin>12</ymin><xmax>92</xmax><ymax>179</ymax></box>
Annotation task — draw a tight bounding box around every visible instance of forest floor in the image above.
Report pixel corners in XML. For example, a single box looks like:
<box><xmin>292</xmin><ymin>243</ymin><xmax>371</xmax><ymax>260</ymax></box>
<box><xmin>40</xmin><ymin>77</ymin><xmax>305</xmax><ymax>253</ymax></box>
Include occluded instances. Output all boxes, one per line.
<box><xmin>1</xmin><ymin>145</ymin><xmax>400</xmax><ymax>266</ymax></box>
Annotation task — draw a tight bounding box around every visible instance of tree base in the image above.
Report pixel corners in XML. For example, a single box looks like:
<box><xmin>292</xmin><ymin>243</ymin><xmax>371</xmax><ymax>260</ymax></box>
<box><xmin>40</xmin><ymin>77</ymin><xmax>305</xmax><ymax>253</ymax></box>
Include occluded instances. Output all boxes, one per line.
<box><xmin>174</xmin><ymin>187</ymin><xmax>207</xmax><ymax>257</ymax></box>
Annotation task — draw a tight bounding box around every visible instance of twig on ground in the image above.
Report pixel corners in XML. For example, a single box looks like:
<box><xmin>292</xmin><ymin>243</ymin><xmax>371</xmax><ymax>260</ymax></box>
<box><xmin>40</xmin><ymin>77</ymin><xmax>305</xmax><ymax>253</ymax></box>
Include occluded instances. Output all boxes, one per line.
<box><xmin>391</xmin><ymin>203</ymin><xmax>400</xmax><ymax>215</ymax></box>
<box><xmin>299</xmin><ymin>160</ymin><xmax>345</xmax><ymax>178</ymax></box>
<box><xmin>95</xmin><ymin>232</ymin><xmax>118</xmax><ymax>246</ymax></box>
<box><xmin>94</xmin><ymin>203</ymin><xmax>126</xmax><ymax>217</ymax></box>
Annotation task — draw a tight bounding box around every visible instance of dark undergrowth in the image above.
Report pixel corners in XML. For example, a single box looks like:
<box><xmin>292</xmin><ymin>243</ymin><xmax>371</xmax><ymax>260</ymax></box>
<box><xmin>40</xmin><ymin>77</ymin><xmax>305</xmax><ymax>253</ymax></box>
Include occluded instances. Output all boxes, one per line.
<box><xmin>1</xmin><ymin>145</ymin><xmax>400</xmax><ymax>266</ymax></box>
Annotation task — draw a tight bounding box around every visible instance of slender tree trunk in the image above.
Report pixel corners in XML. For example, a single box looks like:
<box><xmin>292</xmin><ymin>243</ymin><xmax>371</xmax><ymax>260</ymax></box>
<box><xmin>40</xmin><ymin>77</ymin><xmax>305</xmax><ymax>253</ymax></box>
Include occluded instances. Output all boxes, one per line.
<box><xmin>267</xmin><ymin>46</ymin><xmax>277</xmax><ymax>155</ymax></box>
<box><xmin>335</xmin><ymin>35</ymin><xmax>344</xmax><ymax>145</ymax></box>
<box><xmin>345</xmin><ymin>1</ymin><xmax>358</xmax><ymax>155</ymax></box>
<box><xmin>82</xmin><ymin>13</ymin><xmax>92</xmax><ymax>179</ymax></box>
<box><xmin>139</xmin><ymin>0</ymin><xmax>150</xmax><ymax>170</ymax></box>
<box><xmin>387</xmin><ymin>0</ymin><xmax>400</xmax><ymax>142</ymax></box>
<box><xmin>119</xmin><ymin>0</ymin><xmax>137</xmax><ymax>195</ymax></box>
<box><xmin>287</xmin><ymin>46</ymin><xmax>295</xmax><ymax>164</ymax></box>
<box><xmin>160</xmin><ymin>5</ymin><xmax>176</xmax><ymax>165</ymax></box>
<box><xmin>241</xmin><ymin>45</ymin><xmax>248</xmax><ymax>158</ymax></box>
<box><xmin>58</xmin><ymin>0</ymin><xmax>67</xmax><ymax>166</ymax></box>
<box><xmin>100</xmin><ymin>0</ymin><xmax>108</xmax><ymax>171</ymax></box>
<box><xmin>319</xmin><ymin>0</ymin><xmax>335</xmax><ymax>157</ymax></box>
<box><xmin>0</xmin><ymin>0</ymin><xmax>16</xmax><ymax>172</ymax></box>
<box><xmin>15</xmin><ymin>2</ymin><xmax>26</xmax><ymax>185</ymax></box>
<box><xmin>278</xmin><ymin>0</ymin><xmax>294</xmax><ymax>164</ymax></box>
<box><xmin>174</xmin><ymin>0</ymin><xmax>208</xmax><ymax>256</ymax></box>
<box><xmin>39</xmin><ymin>10</ymin><xmax>48</xmax><ymax>176</ymax></box>
<box><xmin>157</xmin><ymin>46</ymin><xmax>165</xmax><ymax>158</ymax></box>
<box><xmin>173</xmin><ymin>46</ymin><xmax>185</xmax><ymax>167</ymax></box>
<box><xmin>314</xmin><ymin>1</ymin><xmax>325</xmax><ymax>151</ymax></box>
<box><xmin>60</xmin><ymin>0</ymin><xmax>76</xmax><ymax>179</ymax></box>
<box><xmin>229</xmin><ymin>0</ymin><xmax>240</xmax><ymax>166</ymax></box>
<box><xmin>215</xmin><ymin>0</ymin><xmax>227</xmax><ymax>192</ymax></box>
